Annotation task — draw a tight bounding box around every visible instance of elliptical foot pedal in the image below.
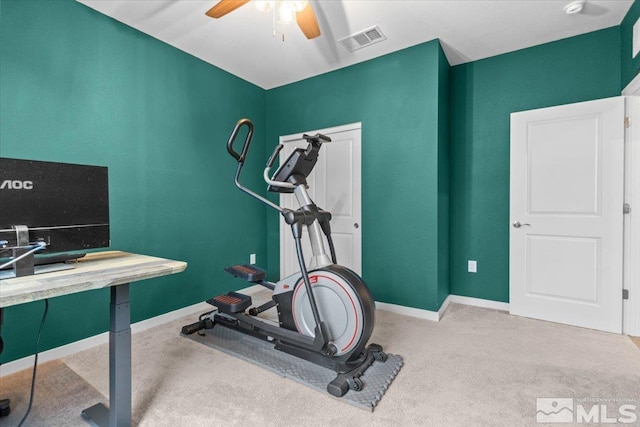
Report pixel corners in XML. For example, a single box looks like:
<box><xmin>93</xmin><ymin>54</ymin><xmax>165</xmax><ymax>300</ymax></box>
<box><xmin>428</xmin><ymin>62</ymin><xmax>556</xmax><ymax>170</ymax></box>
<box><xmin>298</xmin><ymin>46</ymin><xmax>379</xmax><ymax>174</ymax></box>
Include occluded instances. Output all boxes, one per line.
<box><xmin>207</xmin><ymin>292</ymin><xmax>252</xmax><ymax>314</ymax></box>
<box><xmin>224</xmin><ymin>264</ymin><xmax>266</xmax><ymax>283</ymax></box>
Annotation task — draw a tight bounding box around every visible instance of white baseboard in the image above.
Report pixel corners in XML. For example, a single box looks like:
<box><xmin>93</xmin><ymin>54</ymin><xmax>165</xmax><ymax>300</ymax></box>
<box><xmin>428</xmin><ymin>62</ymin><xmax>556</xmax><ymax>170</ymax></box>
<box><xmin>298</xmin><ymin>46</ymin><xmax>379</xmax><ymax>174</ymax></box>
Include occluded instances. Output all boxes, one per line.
<box><xmin>375</xmin><ymin>294</ymin><xmax>508</xmax><ymax>322</ymax></box>
<box><xmin>1</xmin><ymin>293</ymin><xmax>509</xmax><ymax>377</ymax></box>
<box><xmin>0</xmin><ymin>301</ymin><xmax>211</xmax><ymax>377</ymax></box>
<box><xmin>448</xmin><ymin>295</ymin><xmax>509</xmax><ymax>312</ymax></box>
<box><xmin>438</xmin><ymin>295</ymin><xmax>453</xmax><ymax>318</ymax></box>
<box><xmin>375</xmin><ymin>301</ymin><xmax>441</xmax><ymax>321</ymax></box>
<box><xmin>1</xmin><ymin>330</ymin><xmax>112</xmax><ymax>377</ymax></box>
<box><xmin>129</xmin><ymin>301</ymin><xmax>211</xmax><ymax>334</ymax></box>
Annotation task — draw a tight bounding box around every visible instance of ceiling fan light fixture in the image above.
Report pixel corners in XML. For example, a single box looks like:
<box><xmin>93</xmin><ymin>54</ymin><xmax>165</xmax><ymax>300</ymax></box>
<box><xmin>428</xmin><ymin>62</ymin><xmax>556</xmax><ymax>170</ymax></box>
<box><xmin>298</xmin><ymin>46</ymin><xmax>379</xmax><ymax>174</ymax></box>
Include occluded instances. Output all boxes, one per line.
<box><xmin>207</xmin><ymin>0</ymin><xmax>320</xmax><ymax>39</ymax></box>
<box><xmin>288</xmin><ymin>1</ymin><xmax>309</xmax><ymax>12</ymax></box>
<box><xmin>254</xmin><ymin>0</ymin><xmax>274</xmax><ymax>13</ymax></box>
<box><xmin>277</xmin><ymin>2</ymin><xmax>296</xmax><ymax>24</ymax></box>
<box><xmin>563</xmin><ymin>0</ymin><xmax>585</xmax><ymax>15</ymax></box>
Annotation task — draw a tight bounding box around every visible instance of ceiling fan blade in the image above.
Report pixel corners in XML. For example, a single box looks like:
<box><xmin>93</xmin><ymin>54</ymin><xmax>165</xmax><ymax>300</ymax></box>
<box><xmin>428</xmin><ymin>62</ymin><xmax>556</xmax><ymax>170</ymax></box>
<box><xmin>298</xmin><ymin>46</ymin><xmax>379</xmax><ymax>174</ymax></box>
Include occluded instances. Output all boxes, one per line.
<box><xmin>205</xmin><ymin>0</ymin><xmax>250</xmax><ymax>18</ymax></box>
<box><xmin>296</xmin><ymin>2</ymin><xmax>321</xmax><ymax>39</ymax></box>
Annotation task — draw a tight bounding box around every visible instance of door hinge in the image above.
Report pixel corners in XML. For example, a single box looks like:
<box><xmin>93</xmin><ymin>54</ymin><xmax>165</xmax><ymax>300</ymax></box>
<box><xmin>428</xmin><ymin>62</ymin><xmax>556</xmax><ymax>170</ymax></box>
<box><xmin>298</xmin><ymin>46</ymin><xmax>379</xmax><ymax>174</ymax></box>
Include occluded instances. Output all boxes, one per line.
<box><xmin>623</xmin><ymin>289</ymin><xmax>629</xmax><ymax>300</ymax></box>
<box><xmin>624</xmin><ymin>203</ymin><xmax>631</xmax><ymax>214</ymax></box>
<box><xmin>625</xmin><ymin>116</ymin><xmax>631</xmax><ymax>128</ymax></box>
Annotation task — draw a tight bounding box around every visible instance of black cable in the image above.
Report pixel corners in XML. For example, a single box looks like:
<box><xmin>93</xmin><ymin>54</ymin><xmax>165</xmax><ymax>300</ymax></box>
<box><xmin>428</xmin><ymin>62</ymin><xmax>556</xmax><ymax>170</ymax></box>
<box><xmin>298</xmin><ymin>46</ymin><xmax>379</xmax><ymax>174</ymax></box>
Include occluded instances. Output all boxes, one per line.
<box><xmin>17</xmin><ymin>298</ymin><xmax>48</xmax><ymax>427</ymax></box>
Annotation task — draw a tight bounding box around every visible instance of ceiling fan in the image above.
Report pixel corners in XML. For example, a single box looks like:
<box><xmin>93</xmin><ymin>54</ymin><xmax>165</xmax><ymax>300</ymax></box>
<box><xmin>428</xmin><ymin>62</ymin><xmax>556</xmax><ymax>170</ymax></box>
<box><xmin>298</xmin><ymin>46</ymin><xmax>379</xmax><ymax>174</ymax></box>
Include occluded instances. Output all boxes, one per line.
<box><xmin>205</xmin><ymin>0</ymin><xmax>321</xmax><ymax>39</ymax></box>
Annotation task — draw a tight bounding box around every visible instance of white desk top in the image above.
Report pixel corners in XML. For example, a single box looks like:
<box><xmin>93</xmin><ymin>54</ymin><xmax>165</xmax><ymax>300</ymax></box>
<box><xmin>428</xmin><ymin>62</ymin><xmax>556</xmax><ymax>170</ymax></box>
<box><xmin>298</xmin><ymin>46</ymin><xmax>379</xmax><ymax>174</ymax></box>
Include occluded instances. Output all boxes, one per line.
<box><xmin>0</xmin><ymin>251</ymin><xmax>187</xmax><ymax>308</ymax></box>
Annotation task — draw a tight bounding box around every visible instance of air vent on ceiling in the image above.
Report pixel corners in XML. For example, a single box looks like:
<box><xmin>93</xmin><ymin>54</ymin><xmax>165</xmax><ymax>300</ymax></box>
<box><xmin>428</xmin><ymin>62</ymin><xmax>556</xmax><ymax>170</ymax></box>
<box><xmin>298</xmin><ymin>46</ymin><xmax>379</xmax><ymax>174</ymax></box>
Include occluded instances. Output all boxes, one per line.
<box><xmin>339</xmin><ymin>26</ymin><xmax>387</xmax><ymax>52</ymax></box>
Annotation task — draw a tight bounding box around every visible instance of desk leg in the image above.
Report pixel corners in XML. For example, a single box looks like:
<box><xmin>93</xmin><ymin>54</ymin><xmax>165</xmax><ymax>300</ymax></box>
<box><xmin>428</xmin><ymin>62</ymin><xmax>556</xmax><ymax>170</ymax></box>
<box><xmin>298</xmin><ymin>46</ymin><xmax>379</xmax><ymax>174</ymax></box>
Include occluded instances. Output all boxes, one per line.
<box><xmin>0</xmin><ymin>307</ymin><xmax>11</xmax><ymax>417</ymax></box>
<box><xmin>82</xmin><ymin>283</ymin><xmax>132</xmax><ymax>427</ymax></box>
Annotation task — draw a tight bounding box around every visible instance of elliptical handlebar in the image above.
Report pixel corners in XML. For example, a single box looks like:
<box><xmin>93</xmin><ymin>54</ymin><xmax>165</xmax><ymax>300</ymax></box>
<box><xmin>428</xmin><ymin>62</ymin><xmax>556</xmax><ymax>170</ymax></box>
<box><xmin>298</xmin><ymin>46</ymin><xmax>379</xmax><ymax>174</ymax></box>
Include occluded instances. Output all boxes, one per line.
<box><xmin>264</xmin><ymin>143</ymin><xmax>296</xmax><ymax>191</ymax></box>
<box><xmin>264</xmin><ymin>166</ymin><xmax>296</xmax><ymax>190</ymax></box>
<box><xmin>226</xmin><ymin>118</ymin><xmax>254</xmax><ymax>164</ymax></box>
<box><xmin>226</xmin><ymin>118</ymin><xmax>284</xmax><ymax>213</ymax></box>
<box><xmin>266</xmin><ymin>144</ymin><xmax>284</xmax><ymax>168</ymax></box>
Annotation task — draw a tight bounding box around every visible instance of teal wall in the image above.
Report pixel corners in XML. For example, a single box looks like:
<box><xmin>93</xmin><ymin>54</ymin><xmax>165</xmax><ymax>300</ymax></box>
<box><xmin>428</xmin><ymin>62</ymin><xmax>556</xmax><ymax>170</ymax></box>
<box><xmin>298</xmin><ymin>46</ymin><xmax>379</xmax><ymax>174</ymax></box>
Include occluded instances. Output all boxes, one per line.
<box><xmin>0</xmin><ymin>0</ymin><xmax>633</xmax><ymax>364</ymax></box>
<box><xmin>621</xmin><ymin>0</ymin><xmax>640</xmax><ymax>89</ymax></box>
<box><xmin>449</xmin><ymin>27</ymin><xmax>621</xmax><ymax>302</ymax></box>
<box><xmin>266</xmin><ymin>41</ymin><xmax>450</xmax><ymax>311</ymax></box>
<box><xmin>437</xmin><ymin>46</ymin><xmax>450</xmax><ymax>307</ymax></box>
<box><xmin>0</xmin><ymin>0</ymin><xmax>267</xmax><ymax>363</ymax></box>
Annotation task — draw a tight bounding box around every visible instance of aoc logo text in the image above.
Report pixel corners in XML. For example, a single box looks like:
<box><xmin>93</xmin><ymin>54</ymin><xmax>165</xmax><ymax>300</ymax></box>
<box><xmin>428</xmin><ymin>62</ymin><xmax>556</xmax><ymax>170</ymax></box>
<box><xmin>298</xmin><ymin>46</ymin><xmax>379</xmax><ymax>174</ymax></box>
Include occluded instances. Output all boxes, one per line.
<box><xmin>0</xmin><ymin>180</ymin><xmax>34</xmax><ymax>190</ymax></box>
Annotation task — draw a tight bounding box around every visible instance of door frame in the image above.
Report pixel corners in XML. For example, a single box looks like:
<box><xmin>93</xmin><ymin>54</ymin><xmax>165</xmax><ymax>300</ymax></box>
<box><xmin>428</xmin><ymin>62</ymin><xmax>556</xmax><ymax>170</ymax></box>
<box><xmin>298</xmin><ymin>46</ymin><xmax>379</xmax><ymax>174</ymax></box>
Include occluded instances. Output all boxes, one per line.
<box><xmin>509</xmin><ymin>97</ymin><xmax>625</xmax><ymax>333</ymax></box>
<box><xmin>621</xmin><ymin>86</ymin><xmax>640</xmax><ymax>336</ymax></box>
<box><xmin>278</xmin><ymin>122</ymin><xmax>362</xmax><ymax>278</ymax></box>
<box><xmin>509</xmin><ymin>93</ymin><xmax>640</xmax><ymax>336</ymax></box>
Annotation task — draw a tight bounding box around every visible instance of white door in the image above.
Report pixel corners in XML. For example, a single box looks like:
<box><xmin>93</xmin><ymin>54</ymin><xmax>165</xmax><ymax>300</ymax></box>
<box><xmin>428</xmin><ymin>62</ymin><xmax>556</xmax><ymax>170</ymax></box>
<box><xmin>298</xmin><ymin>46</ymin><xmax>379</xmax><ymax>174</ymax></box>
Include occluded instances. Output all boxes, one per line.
<box><xmin>279</xmin><ymin>123</ymin><xmax>362</xmax><ymax>277</ymax></box>
<box><xmin>509</xmin><ymin>97</ymin><xmax>625</xmax><ymax>333</ymax></box>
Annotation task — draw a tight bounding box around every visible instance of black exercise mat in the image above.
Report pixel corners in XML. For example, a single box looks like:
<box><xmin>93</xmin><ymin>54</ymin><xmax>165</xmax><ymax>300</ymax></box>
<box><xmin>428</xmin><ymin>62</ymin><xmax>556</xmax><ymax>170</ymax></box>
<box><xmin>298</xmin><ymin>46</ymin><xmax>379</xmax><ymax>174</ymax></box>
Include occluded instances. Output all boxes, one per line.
<box><xmin>184</xmin><ymin>325</ymin><xmax>403</xmax><ymax>411</ymax></box>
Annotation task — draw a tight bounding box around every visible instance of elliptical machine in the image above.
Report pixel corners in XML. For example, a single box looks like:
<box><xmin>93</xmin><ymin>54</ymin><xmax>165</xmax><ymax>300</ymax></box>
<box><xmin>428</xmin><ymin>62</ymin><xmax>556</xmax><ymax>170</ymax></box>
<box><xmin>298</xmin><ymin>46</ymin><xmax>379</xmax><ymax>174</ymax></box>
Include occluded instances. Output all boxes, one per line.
<box><xmin>183</xmin><ymin>118</ymin><xmax>386</xmax><ymax>397</ymax></box>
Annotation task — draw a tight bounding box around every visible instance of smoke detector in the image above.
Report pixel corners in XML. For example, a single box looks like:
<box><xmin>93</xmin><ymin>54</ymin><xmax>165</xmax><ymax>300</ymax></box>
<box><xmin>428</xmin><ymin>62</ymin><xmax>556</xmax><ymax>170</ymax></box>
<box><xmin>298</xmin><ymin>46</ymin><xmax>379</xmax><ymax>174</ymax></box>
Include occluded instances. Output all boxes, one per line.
<box><xmin>564</xmin><ymin>0</ymin><xmax>585</xmax><ymax>15</ymax></box>
<box><xmin>338</xmin><ymin>26</ymin><xmax>387</xmax><ymax>52</ymax></box>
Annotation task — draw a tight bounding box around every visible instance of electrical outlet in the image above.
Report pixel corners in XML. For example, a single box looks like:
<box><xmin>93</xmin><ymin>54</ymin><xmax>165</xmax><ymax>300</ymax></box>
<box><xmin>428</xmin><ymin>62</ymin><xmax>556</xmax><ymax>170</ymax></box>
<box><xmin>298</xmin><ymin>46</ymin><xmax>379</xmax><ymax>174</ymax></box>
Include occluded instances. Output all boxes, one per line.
<box><xmin>250</xmin><ymin>253</ymin><xmax>256</xmax><ymax>265</ymax></box>
<box><xmin>468</xmin><ymin>260</ymin><xmax>477</xmax><ymax>273</ymax></box>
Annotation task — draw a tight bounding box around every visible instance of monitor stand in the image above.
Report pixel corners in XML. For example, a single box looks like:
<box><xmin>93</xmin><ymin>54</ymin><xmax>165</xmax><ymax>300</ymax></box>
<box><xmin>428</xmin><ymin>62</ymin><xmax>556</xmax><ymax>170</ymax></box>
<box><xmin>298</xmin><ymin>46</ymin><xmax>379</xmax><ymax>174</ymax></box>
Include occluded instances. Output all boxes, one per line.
<box><xmin>0</xmin><ymin>253</ymin><xmax>85</xmax><ymax>280</ymax></box>
<box><xmin>0</xmin><ymin>262</ymin><xmax>75</xmax><ymax>280</ymax></box>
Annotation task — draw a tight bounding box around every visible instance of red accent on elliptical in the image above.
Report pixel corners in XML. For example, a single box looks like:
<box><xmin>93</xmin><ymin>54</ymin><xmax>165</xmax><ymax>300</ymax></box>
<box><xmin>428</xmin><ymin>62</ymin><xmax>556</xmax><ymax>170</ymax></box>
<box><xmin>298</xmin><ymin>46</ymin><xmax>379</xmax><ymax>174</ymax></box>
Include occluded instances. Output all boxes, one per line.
<box><xmin>291</xmin><ymin>273</ymin><xmax>360</xmax><ymax>353</ymax></box>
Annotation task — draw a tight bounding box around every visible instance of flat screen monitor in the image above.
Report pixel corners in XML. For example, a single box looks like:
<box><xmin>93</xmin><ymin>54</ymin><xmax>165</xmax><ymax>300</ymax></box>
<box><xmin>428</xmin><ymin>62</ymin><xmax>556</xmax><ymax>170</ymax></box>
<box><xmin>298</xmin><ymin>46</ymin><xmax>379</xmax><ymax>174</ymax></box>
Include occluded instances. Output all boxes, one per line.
<box><xmin>0</xmin><ymin>157</ymin><xmax>110</xmax><ymax>278</ymax></box>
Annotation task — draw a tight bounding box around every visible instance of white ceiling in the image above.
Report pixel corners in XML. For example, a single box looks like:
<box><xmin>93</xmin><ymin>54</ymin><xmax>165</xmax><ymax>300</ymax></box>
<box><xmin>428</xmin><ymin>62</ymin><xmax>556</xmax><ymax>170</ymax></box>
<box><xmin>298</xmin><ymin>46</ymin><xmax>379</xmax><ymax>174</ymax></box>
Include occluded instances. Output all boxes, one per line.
<box><xmin>78</xmin><ymin>0</ymin><xmax>633</xmax><ymax>90</ymax></box>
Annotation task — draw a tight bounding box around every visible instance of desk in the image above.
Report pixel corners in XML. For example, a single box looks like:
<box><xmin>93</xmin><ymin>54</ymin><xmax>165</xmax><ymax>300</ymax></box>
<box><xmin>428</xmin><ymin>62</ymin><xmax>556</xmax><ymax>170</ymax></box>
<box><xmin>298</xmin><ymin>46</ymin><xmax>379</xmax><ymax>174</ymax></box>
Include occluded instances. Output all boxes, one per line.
<box><xmin>0</xmin><ymin>251</ymin><xmax>187</xmax><ymax>426</ymax></box>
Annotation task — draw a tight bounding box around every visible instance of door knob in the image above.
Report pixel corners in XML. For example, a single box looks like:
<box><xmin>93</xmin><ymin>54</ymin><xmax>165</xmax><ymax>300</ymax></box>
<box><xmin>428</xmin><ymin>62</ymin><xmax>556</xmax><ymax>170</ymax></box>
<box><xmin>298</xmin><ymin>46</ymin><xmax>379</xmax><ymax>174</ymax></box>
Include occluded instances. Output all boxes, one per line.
<box><xmin>354</xmin><ymin>223</ymin><xmax>359</xmax><ymax>229</ymax></box>
<box><xmin>512</xmin><ymin>221</ymin><xmax>531</xmax><ymax>228</ymax></box>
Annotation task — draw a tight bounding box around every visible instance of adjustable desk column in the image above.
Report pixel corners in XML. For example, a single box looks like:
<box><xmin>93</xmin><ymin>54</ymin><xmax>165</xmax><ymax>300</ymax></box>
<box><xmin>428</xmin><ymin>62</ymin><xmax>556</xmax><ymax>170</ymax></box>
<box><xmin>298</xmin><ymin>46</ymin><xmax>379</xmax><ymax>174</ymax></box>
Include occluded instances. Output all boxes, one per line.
<box><xmin>82</xmin><ymin>283</ymin><xmax>132</xmax><ymax>426</ymax></box>
<box><xmin>0</xmin><ymin>251</ymin><xmax>187</xmax><ymax>427</ymax></box>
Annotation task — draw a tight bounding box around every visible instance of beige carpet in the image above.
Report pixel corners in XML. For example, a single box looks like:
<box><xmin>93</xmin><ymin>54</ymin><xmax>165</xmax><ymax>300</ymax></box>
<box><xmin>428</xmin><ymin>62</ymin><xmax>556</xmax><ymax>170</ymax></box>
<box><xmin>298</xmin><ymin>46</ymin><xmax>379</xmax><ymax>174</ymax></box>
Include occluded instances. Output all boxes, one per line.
<box><xmin>3</xmin><ymin>302</ymin><xmax>640</xmax><ymax>426</ymax></box>
<box><xmin>0</xmin><ymin>359</ymin><xmax>105</xmax><ymax>427</ymax></box>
